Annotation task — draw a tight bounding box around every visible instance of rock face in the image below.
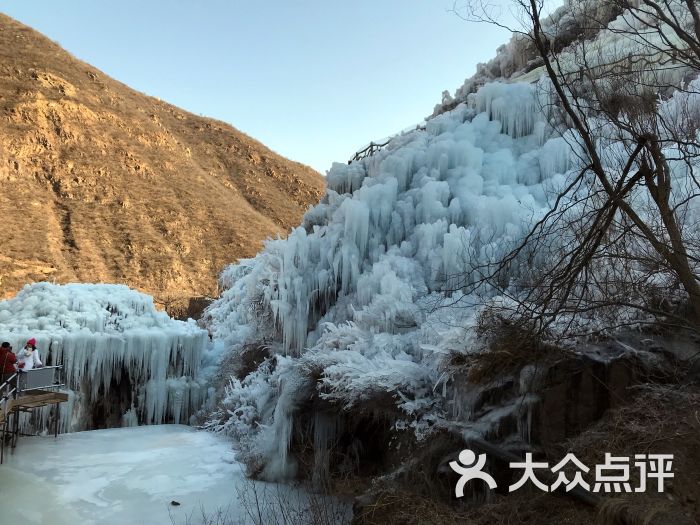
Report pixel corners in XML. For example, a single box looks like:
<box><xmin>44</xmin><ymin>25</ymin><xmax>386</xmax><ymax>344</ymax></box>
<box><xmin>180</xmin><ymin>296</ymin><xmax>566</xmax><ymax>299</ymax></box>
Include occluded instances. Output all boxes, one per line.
<box><xmin>0</xmin><ymin>14</ymin><xmax>324</xmax><ymax>305</ymax></box>
<box><xmin>346</xmin><ymin>339</ymin><xmax>676</xmax><ymax>519</ymax></box>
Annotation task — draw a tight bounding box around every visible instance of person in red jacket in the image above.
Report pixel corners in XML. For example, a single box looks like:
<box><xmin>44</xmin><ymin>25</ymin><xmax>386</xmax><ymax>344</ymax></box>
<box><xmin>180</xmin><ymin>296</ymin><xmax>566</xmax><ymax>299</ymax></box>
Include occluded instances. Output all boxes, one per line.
<box><xmin>1</xmin><ymin>341</ymin><xmax>18</xmax><ymax>378</ymax></box>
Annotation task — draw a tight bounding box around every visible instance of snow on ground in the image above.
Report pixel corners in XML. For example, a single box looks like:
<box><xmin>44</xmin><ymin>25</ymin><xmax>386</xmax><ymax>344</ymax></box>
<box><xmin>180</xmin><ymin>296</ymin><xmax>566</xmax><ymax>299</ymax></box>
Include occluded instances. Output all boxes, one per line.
<box><xmin>0</xmin><ymin>425</ymin><xmax>319</xmax><ymax>525</ymax></box>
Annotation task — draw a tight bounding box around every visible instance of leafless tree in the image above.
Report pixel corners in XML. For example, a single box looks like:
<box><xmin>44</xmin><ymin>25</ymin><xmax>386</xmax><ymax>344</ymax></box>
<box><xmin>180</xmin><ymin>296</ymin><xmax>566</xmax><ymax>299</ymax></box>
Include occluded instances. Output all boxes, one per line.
<box><xmin>447</xmin><ymin>0</ymin><xmax>700</xmax><ymax>337</ymax></box>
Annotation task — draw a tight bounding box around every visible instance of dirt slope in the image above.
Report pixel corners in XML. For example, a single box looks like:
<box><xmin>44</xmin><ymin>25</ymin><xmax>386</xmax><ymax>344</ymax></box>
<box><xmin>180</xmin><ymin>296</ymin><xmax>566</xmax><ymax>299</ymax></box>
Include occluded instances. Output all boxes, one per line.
<box><xmin>0</xmin><ymin>13</ymin><xmax>324</xmax><ymax>306</ymax></box>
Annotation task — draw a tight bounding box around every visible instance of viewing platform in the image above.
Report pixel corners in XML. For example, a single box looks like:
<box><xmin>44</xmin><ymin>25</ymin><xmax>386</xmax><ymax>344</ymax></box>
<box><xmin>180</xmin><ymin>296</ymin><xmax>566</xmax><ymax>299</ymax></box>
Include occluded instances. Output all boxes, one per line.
<box><xmin>0</xmin><ymin>366</ymin><xmax>68</xmax><ymax>463</ymax></box>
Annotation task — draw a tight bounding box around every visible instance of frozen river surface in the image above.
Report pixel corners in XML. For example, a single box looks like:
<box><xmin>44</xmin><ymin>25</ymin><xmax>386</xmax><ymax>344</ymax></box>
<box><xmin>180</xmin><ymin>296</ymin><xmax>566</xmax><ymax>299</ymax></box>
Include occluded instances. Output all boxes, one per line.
<box><xmin>0</xmin><ymin>425</ymin><xmax>295</xmax><ymax>525</ymax></box>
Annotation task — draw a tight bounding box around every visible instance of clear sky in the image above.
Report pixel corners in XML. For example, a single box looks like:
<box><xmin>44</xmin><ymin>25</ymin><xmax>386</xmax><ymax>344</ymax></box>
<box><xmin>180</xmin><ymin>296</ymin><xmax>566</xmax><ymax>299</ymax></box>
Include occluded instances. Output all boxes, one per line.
<box><xmin>0</xmin><ymin>1</ymin><xmax>512</xmax><ymax>173</ymax></box>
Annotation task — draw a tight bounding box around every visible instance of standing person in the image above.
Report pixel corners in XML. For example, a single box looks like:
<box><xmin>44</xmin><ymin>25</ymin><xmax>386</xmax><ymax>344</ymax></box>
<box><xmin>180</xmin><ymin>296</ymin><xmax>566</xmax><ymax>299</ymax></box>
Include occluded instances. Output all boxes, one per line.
<box><xmin>17</xmin><ymin>338</ymin><xmax>42</xmax><ymax>371</ymax></box>
<box><xmin>1</xmin><ymin>342</ymin><xmax>17</xmax><ymax>445</ymax></box>
<box><xmin>0</xmin><ymin>342</ymin><xmax>17</xmax><ymax>379</ymax></box>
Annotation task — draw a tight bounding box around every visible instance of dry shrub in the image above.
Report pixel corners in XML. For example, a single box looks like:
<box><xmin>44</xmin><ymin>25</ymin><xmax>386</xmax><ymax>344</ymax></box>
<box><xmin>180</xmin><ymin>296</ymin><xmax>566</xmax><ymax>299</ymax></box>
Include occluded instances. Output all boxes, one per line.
<box><xmin>169</xmin><ymin>478</ymin><xmax>352</xmax><ymax>525</ymax></box>
<box><xmin>353</xmin><ymin>487</ymin><xmax>472</xmax><ymax>525</ymax></box>
<box><xmin>233</xmin><ymin>344</ymin><xmax>271</xmax><ymax>380</ymax></box>
<box><xmin>466</xmin><ymin>308</ymin><xmax>556</xmax><ymax>383</ymax></box>
<box><xmin>235</xmin><ymin>479</ymin><xmax>351</xmax><ymax>525</ymax></box>
<box><xmin>596</xmin><ymin>498</ymin><xmax>670</xmax><ymax>525</ymax></box>
<box><xmin>566</xmin><ymin>384</ymin><xmax>700</xmax><ymax>525</ymax></box>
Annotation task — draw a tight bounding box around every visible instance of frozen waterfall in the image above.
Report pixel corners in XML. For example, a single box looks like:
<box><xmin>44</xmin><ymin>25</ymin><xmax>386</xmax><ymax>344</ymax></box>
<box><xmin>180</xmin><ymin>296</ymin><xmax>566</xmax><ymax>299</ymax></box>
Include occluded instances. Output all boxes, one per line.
<box><xmin>0</xmin><ymin>282</ymin><xmax>209</xmax><ymax>433</ymax></box>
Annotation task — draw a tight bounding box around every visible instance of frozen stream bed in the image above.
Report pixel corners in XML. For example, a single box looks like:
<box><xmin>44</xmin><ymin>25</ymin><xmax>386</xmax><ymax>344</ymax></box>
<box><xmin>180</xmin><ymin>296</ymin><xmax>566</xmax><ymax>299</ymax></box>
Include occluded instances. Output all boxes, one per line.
<box><xmin>0</xmin><ymin>425</ymin><xmax>341</xmax><ymax>525</ymax></box>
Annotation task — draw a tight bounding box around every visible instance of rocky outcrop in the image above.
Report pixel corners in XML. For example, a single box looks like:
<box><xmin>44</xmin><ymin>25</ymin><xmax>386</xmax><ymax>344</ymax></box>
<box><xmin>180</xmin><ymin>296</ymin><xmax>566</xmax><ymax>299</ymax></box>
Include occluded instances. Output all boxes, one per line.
<box><xmin>345</xmin><ymin>337</ymin><xmax>693</xmax><ymax>522</ymax></box>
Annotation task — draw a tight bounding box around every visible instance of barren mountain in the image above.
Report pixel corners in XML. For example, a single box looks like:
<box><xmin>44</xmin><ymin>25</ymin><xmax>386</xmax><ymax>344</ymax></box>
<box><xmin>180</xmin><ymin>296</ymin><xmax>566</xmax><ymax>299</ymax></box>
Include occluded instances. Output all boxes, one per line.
<box><xmin>0</xmin><ymin>14</ymin><xmax>324</xmax><ymax>309</ymax></box>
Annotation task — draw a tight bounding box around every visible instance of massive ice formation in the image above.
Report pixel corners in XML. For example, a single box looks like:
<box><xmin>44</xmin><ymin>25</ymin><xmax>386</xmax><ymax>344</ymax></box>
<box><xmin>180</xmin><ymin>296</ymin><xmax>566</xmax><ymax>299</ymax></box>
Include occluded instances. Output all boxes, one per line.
<box><xmin>204</xmin><ymin>78</ymin><xmax>571</xmax><ymax>479</ymax></box>
<box><xmin>0</xmin><ymin>283</ymin><xmax>209</xmax><ymax>433</ymax></box>
<box><xmin>205</xmin><ymin>0</ymin><xmax>700</xmax><ymax>481</ymax></box>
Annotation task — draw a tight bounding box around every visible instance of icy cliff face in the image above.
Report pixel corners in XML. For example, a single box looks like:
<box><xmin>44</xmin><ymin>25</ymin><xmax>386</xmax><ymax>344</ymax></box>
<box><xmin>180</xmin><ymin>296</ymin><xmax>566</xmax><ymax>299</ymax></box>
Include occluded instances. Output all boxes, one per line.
<box><xmin>205</xmin><ymin>0</ymin><xmax>700</xmax><ymax>480</ymax></box>
<box><xmin>204</xmin><ymin>80</ymin><xmax>573</xmax><ymax>479</ymax></box>
<box><xmin>0</xmin><ymin>283</ymin><xmax>209</xmax><ymax>432</ymax></box>
<box><xmin>433</xmin><ymin>0</ymin><xmax>693</xmax><ymax>116</ymax></box>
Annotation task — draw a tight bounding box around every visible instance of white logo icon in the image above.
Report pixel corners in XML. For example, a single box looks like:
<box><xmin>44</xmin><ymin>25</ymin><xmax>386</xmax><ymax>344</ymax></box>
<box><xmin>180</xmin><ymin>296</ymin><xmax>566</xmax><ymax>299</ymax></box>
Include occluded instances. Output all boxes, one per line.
<box><xmin>450</xmin><ymin>449</ymin><xmax>674</xmax><ymax>495</ymax></box>
<box><xmin>449</xmin><ymin>449</ymin><xmax>497</xmax><ymax>498</ymax></box>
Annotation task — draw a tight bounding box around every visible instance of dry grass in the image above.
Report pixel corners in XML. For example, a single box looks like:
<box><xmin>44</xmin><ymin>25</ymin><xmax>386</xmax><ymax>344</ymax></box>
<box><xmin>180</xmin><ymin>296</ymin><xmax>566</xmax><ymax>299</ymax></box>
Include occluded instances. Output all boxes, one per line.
<box><xmin>565</xmin><ymin>384</ymin><xmax>700</xmax><ymax>524</ymax></box>
<box><xmin>354</xmin><ymin>488</ymin><xmax>473</xmax><ymax>525</ymax></box>
<box><xmin>462</xmin><ymin>308</ymin><xmax>557</xmax><ymax>383</ymax></box>
<box><xmin>353</xmin><ymin>477</ymin><xmax>602</xmax><ymax>525</ymax></box>
<box><xmin>168</xmin><ymin>478</ymin><xmax>352</xmax><ymax>525</ymax></box>
<box><xmin>0</xmin><ymin>14</ymin><xmax>324</xmax><ymax>304</ymax></box>
<box><xmin>352</xmin><ymin>383</ymin><xmax>700</xmax><ymax>525</ymax></box>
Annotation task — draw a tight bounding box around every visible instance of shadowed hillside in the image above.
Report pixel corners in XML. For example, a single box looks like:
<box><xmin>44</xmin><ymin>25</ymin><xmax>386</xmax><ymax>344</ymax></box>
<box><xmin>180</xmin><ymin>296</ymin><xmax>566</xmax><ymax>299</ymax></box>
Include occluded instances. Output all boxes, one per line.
<box><xmin>0</xmin><ymin>13</ymin><xmax>324</xmax><ymax>308</ymax></box>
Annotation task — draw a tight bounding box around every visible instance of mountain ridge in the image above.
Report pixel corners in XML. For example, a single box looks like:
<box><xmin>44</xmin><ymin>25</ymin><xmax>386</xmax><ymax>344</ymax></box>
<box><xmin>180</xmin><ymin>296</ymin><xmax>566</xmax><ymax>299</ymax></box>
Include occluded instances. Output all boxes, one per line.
<box><xmin>0</xmin><ymin>13</ymin><xmax>324</xmax><ymax>307</ymax></box>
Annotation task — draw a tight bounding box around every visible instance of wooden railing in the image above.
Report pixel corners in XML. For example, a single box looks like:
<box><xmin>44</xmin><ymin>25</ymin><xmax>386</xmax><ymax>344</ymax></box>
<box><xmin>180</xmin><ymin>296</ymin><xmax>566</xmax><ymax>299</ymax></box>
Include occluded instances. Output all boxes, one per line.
<box><xmin>348</xmin><ymin>122</ymin><xmax>427</xmax><ymax>164</ymax></box>
<box><xmin>349</xmin><ymin>139</ymin><xmax>391</xmax><ymax>163</ymax></box>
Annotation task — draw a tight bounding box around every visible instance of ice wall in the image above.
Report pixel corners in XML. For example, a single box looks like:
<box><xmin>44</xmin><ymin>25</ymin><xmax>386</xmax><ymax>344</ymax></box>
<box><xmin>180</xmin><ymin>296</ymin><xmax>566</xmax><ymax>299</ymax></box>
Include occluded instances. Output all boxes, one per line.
<box><xmin>0</xmin><ymin>283</ymin><xmax>209</xmax><ymax>433</ymax></box>
<box><xmin>203</xmin><ymin>78</ymin><xmax>576</xmax><ymax>479</ymax></box>
<box><xmin>204</xmin><ymin>0</ymin><xmax>700</xmax><ymax>480</ymax></box>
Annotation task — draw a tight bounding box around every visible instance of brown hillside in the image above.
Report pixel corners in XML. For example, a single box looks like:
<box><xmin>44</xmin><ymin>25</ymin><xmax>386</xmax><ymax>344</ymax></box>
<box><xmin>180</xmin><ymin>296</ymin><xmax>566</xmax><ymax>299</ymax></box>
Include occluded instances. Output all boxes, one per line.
<box><xmin>0</xmin><ymin>14</ymin><xmax>324</xmax><ymax>308</ymax></box>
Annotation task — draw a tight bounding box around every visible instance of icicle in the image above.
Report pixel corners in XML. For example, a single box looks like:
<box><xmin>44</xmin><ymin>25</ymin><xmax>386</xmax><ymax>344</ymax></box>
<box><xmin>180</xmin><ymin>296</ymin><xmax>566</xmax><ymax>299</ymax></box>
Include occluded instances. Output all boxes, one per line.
<box><xmin>516</xmin><ymin>395</ymin><xmax>538</xmax><ymax>444</ymax></box>
<box><xmin>0</xmin><ymin>283</ymin><xmax>208</xmax><ymax>433</ymax></box>
<box><xmin>262</xmin><ymin>373</ymin><xmax>303</xmax><ymax>480</ymax></box>
<box><xmin>539</xmin><ymin>136</ymin><xmax>571</xmax><ymax>180</ymax></box>
<box><xmin>122</xmin><ymin>407</ymin><xmax>139</xmax><ymax>427</ymax></box>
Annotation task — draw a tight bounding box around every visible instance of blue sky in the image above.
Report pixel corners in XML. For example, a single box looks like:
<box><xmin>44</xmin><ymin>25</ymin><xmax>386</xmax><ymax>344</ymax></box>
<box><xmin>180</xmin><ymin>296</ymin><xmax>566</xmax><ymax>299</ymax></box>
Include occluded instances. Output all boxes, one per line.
<box><xmin>0</xmin><ymin>1</ymin><xmax>512</xmax><ymax>173</ymax></box>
